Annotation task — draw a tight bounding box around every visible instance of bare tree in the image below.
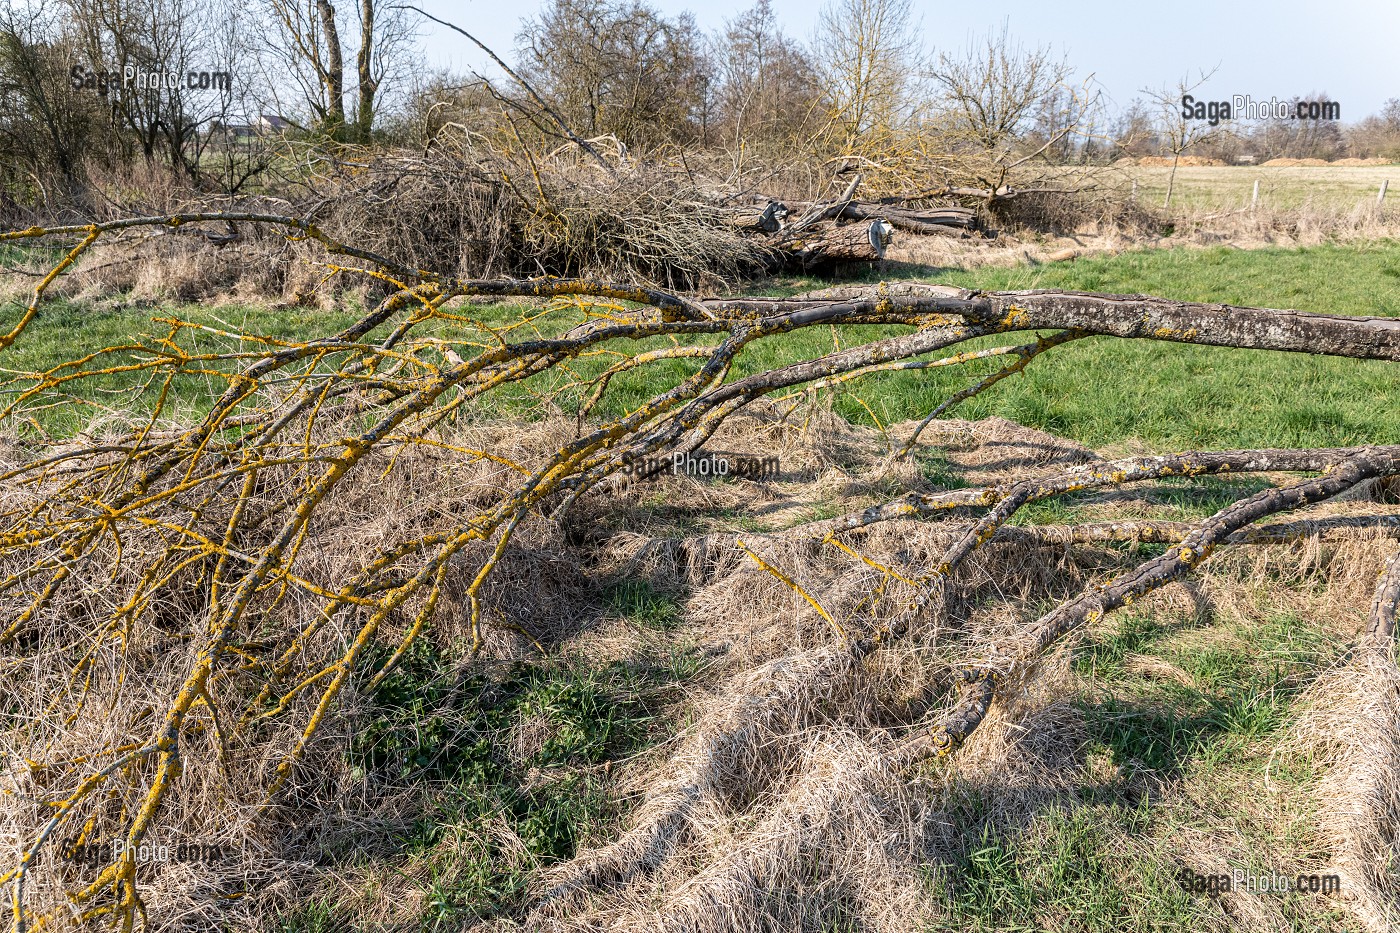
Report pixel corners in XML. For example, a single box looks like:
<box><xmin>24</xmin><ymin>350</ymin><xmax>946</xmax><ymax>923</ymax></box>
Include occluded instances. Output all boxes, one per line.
<box><xmin>930</xmin><ymin>28</ymin><xmax>1070</xmax><ymax>155</ymax></box>
<box><xmin>1</xmin><ymin>0</ymin><xmax>269</xmax><ymax>201</ymax></box>
<box><xmin>812</xmin><ymin>0</ymin><xmax>922</xmax><ymax>143</ymax></box>
<box><xmin>1026</xmin><ymin>84</ymin><xmax>1084</xmax><ymax>163</ymax></box>
<box><xmin>711</xmin><ymin>0</ymin><xmax>823</xmax><ymax>151</ymax></box>
<box><xmin>925</xmin><ymin>27</ymin><xmax>1095</xmax><ymax>216</ymax></box>
<box><xmin>1251</xmin><ymin>93</ymin><xmax>1344</xmax><ymax>161</ymax></box>
<box><xmin>393</xmin><ymin>70</ymin><xmax>500</xmax><ymax>148</ymax></box>
<box><xmin>515</xmin><ymin>0</ymin><xmax>711</xmax><ymax>148</ymax></box>
<box><xmin>1346</xmin><ymin>98</ymin><xmax>1400</xmax><ymax>160</ymax></box>
<box><xmin>0</xmin><ymin>1</ymin><xmax>108</xmax><ymax>195</ymax></box>
<box><xmin>63</xmin><ymin>0</ymin><xmax>228</xmax><ymax>173</ymax></box>
<box><xmin>258</xmin><ymin>0</ymin><xmax>412</xmax><ymax>141</ymax></box>
<box><xmin>1110</xmin><ymin>98</ymin><xmax>1157</xmax><ymax>159</ymax></box>
<box><xmin>1143</xmin><ymin>68</ymin><xmax>1228</xmax><ymax>208</ymax></box>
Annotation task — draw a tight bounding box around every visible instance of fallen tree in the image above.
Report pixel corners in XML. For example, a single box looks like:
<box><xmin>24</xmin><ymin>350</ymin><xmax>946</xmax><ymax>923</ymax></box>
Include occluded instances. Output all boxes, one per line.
<box><xmin>719</xmin><ymin>173</ymin><xmax>983</xmax><ymax>270</ymax></box>
<box><xmin>767</xmin><ymin>218</ymin><xmax>895</xmax><ymax>268</ymax></box>
<box><xmin>1</xmin><ymin>214</ymin><xmax>1398</xmax><ymax>930</ymax></box>
<box><xmin>834</xmin><ymin>200</ymin><xmax>978</xmax><ymax>236</ymax></box>
<box><xmin>731</xmin><ymin>196</ymin><xmax>978</xmax><ymax>238</ymax></box>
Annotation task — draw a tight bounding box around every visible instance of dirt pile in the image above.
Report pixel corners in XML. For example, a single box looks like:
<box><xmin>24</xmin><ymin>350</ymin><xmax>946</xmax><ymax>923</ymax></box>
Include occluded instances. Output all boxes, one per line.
<box><xmin>1135</xmin><ymin>155</ymin><xmax>1226</xmax><ymax>167</ymax></box>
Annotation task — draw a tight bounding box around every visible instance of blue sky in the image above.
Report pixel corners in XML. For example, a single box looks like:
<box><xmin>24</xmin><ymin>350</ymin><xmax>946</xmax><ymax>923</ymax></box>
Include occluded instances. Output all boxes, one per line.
<box><xmin>409</xmin><ymin>0</ymin><xmax>1400</xmax><ymax>119</ymax></box>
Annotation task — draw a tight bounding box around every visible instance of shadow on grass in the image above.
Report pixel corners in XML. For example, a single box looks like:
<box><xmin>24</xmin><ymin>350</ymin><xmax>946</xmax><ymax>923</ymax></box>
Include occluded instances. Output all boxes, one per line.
<box><xmin>269</xmin><ymin>575</ymin><xmax>704</xmax><ymax>931</ymax></box>
<box><xmin>923</xmin><ymin>607</ymin><xmax>1342</xmax><ymax>933</ymax></box>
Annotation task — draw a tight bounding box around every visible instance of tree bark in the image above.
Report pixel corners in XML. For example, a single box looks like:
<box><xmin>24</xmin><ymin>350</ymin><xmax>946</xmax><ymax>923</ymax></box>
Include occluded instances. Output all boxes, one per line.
<box><xmin>724</xmin><ymin>200</ymin><xmax>786</xmax><ymax>233</ymax></box>
<box><xmin>911</xmin><ymin>448</ymin><xmax>1400</xmax><ymax>757</ymax></box>
<box><xmin>767</xmin><ymin>219</ymin><xmax>893</xmax><ymax>270</ymax></box>
<box><xmin>354</xmin><ymin>0</ymin><xmax>377</xmax><ymax>142</ymax></box>
<box><xmin>835</xmin><ymin>201</ymin><xmax>977</xmax><ymax>236</ymax></box>
<box><xmin>316</xmin><ymin>0</ymin><xmax>346</xmax><ymax>129</ymax></box>
<box><xmin>698</xmin><ymin>285</ymin><xmax>1400</xmax><ymax>362</ymax></box>
<box><xmin>748</xmin><ymin>196</ymin><xmax>978</xmax><ymax>236</ymax></box>
<box><xmin>1368</xmin><ymin>551</ymin><xmax>1400</xmax><ymax>642</ymax></box>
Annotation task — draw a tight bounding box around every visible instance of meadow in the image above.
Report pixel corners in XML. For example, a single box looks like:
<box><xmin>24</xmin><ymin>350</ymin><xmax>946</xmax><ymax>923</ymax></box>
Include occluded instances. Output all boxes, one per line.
<box><xmin>4</xmin><ymin>236</ymin><xmax>1398</xmax><ymax>933</ymax></box>
<box><xmin>1123</xmin><ymin>163</ymin><xmax>1400</xmax><ymax>213</ymax></box>
<box><xmin>7</xmin><ymin>240</ymin><xmax>1399</xmax><ymax>450</ymax></box>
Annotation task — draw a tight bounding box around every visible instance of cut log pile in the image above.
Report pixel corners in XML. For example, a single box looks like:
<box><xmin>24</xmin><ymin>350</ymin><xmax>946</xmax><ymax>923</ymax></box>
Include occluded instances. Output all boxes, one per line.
<box><xmin>721</xmin><ymin>174</ymin><xmax>982</xmax><ymax>271</ymax></box>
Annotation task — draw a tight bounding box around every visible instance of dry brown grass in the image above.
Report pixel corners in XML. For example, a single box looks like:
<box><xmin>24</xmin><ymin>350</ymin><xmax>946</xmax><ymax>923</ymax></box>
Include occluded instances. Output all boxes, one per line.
<box><xmin>1288</xmin><ymin>648</ymin><xmax>1400</xmax><ymax>932</ymax></box>
<box><xmin>515</xmin><ymin>412</ymin><xmax>1400</xmax><ymax>933</ymax></box>
<box><xmin>5</xmin><ymin>387</ymin><xmax>1399</xmax><ymax>931</ymax></box>
<box><xmin>0</xmin><ymin>414</ymin><xmax>589</xmax><ymax>928</ymax></box>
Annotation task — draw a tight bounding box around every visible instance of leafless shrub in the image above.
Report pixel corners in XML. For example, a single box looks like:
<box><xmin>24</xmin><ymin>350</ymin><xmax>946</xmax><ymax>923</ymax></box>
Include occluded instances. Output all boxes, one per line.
<box><xmin>989</xmin><ymin>175</ymin><xmax>1161</xmax><ymax>236</ymax></box>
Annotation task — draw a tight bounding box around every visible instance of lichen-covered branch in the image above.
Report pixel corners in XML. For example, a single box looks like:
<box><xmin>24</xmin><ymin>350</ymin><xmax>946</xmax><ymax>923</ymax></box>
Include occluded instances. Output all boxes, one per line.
<box><xmin>908</xmin><ymin>447</ymin><xmax>1400</xmax><ymax>758</ymax></box>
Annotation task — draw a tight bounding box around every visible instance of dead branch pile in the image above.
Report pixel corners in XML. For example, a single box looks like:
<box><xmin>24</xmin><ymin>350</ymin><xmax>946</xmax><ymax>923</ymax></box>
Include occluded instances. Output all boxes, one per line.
<box><xmin>305</xmin><ymin>138</ymin><xmax>772</xmax><ymax>289</ymax></box>
<box><xmin>309</xmin><ymin>141</ymin><xmax>984</xmax><ymax>282</ymax></box>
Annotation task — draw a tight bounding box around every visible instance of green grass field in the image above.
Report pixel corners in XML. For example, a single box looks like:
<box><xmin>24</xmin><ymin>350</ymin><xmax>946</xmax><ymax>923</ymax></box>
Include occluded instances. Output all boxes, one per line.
<box><xmin>5</xmin><ymin>241</ymin><xmax>1398</xmax><ymax>450</ymax></box>
<box><xmin>921</xmin><ymin>605</ymin><xmax>1357</xmax><ymax>933</ymax></box>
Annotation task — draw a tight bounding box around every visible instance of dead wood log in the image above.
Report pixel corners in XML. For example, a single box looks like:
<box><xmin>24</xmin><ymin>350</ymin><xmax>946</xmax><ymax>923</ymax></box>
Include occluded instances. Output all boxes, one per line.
<box><xmin>724</xmin><ymin>200</ymin><xmax>787</xmax><ymax>233</ymax></box>
<box><xmin>835</xmin><ymin>201</ymin><xmax>978</xmax><ymax>237</ymax></box>
<box><xmin>767</xmin><ymin>197</ymin><xmax>978</xmax><ymax>237</ymax></box>
<box><xmin>698</xmin><ymin>286</ymin><xmax>1400</xmax><ymax>362</ymax></box>
<box><xmin>732</xmin><ymin>172</ymin><xmax>976</xmax><ymax>260</ymax></box>
<box><xmin>767</xmin><ymin>219</ymin><xmax>894</xmax><ymax>270</ymax></box>
<box><xmin>1368</xmin><ymin>551</ymin><xmax>1400</xmax><ymax>642</ymax></box>
<box><xmin>912</xmin><ymin>448</ymin><xmax>1400</xmax><ymax>757</ymax></box>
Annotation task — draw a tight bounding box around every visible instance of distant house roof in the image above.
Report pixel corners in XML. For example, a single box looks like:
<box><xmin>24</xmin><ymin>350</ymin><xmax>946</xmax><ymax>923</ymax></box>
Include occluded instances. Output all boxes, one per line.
<box><xmin>259</xmin><ymin>114</ymin><xmax>293</xmax><ymax>133</ymax></box>
<box><xmin>210</xmin><ymin>120</ymin><xmax>256</xmax><ymax>139</ymax></box>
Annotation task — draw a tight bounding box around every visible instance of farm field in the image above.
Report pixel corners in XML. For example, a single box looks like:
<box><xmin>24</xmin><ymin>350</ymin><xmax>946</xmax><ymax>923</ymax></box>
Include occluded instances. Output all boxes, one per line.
<box><xmin>1121</xmin><ymin>164</ymin><xmax>1400</xmax><ymax>212</ymax></box>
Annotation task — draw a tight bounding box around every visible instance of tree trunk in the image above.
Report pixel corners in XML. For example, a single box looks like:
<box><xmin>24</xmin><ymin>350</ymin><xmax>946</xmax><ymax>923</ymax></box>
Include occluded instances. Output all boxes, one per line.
<box><xmin>316</xmin><ymin>0</ymin><xmax>346</xmax><ymax>131</ymax></box>
<box><xmin>751</xmin><ymin>197</ymin><xmax>977</xmax><ymax>237</ymax></box>
<box><xmin>724</xmin><ymin>200</ymin><xmax>787</xmax><ymax>233</ymax></box>
<box><xmin>835</xmin><ymin>201</ymin><xmax>977</xmax><ymax>236</ymax></box>
<box><xmin>354</xmin><ymin>0</ymin><xmax>377</xmax><ymax>143</ymax></box>
<box><xmin>700</xmin><ymin>283</ymin><xmax>1400</xmax><ymax>361</ymax></box>
<box><xmin>769</xmin><ymin>219</ymin><xmax>893</xmax><ymax>270</ymax></box>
